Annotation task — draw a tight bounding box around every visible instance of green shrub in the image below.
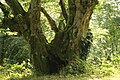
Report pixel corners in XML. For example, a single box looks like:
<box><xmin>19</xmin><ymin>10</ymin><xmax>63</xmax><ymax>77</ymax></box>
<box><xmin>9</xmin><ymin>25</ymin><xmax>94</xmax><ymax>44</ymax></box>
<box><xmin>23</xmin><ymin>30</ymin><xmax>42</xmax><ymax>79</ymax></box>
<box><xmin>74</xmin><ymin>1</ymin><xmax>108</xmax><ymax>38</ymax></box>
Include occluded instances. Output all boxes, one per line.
<box><xmin>0</xmin><ymin>34</ymin><xmax>30</xmax><ymax>64</ymax></box>
<box><xmin>60</xmin><ymin>56</ymin><xmax>91</xmax><ymax>75</ymax></box>
<box><xmin>0</xmin><ymin>59</ymin><xmax>33</xmax><ymax>80</ymax></box>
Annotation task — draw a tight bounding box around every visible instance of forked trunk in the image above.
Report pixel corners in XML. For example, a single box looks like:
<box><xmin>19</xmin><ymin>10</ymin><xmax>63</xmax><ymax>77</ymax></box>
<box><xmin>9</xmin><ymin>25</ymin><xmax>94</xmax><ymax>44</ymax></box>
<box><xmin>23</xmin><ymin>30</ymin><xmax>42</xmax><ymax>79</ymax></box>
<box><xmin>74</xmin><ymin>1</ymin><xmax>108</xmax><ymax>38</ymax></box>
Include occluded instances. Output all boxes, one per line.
<box><xmin>49</xmin><ymin>0</ymin><xmax>98</xmax><ymax>73</ymax></box>
<box><xmin>28</xmin><ymin>0</ymin><xmax>98</xmax><ymax>73</ymax></box>
<box><xmin>1</xmin><ymin>0</ymin><xmax>98</xmax><ymax>74</ymax></box>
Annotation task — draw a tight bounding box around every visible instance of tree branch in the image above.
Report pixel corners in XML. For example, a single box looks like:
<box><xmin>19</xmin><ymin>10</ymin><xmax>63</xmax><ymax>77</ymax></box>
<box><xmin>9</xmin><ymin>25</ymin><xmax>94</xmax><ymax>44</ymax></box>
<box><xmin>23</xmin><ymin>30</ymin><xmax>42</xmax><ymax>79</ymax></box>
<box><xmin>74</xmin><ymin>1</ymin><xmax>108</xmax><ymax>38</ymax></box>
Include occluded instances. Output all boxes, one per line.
<box><xmin>0</xmin><ymin>1</ymin><xmax>28</xmax><ymax>36</ymax></box>
<box><xmin>41</xmin><ymin>7</ymin><xmax>59</xmax><ymax>33</ymax></box>
<box><xmin>0</xmin><ymin>2</ymin><xmax>9</xmax><ymax>18</ymax></box>
<box><xmin>59</xmin><ymin>0</ymin><xmax>68</xmax><ymax>23</ymax></box>
<box><xmin>5</xmin><ymin>0</ymin><xmax>26</xmax><ymax>16</ymax></box>
<box><xmin>0</xmin><ymin>2</ymin><xmax>11</xmax><ymax>29</ymax></box>
<box><xmin>65</xmin><ymin>0</ymin><xmax>76</xmax><ymax>30</ymax></box>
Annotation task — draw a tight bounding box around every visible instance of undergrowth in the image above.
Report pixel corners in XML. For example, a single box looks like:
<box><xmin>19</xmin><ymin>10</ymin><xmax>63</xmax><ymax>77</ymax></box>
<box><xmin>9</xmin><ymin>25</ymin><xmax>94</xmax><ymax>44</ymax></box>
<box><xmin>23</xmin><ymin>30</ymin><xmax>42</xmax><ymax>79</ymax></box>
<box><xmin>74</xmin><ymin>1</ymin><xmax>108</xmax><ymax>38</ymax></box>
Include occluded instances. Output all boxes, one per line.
<box><xmin>0</xmin><ymin>53</ymin><xmax>120</xmax><ymax>80</ymax></box>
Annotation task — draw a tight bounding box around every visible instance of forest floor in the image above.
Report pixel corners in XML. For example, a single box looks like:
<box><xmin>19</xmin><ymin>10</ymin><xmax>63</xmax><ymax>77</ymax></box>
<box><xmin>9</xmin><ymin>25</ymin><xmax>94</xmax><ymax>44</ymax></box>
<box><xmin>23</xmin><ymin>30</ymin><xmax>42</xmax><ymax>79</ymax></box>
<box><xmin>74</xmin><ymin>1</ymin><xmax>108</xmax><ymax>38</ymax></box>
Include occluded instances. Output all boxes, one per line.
<box><xmin>0</xmin><ymin>72</ymin><xmax>120</xmax><ymax>80</ymax></box>
<box><xmin>0</xmin><ymin>64</ymin><xmax>120</xmax><ymax>80</ymax></box>
<box><xmin>90</xmin><ymin>74</ymin><xmax>120</xmax><ymax>80</ymax></box>
<box><xmin>28</xmin><ymin>68</ymin><xmax>120</xmax><ymax>80</ymax></box>
<box><xmin>23</xmin><ymin>73</ymin><xmax>120</xmax><ymax>80</ymax></box>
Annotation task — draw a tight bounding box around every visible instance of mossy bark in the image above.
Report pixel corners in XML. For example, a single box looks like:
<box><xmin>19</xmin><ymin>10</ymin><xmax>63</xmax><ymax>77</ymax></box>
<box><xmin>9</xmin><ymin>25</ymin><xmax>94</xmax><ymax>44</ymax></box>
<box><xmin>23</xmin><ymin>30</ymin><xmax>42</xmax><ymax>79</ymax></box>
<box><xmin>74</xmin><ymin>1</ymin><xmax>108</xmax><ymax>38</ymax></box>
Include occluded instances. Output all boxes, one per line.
<box><xmin>0</xmin><ymin>0</ymin><xmax>98</xmax><ymax>73</ymax></box>
<box><xmin>49</xmin><ymin>0</ymin><xmax>98</xmax><ymax>73</ymax></box>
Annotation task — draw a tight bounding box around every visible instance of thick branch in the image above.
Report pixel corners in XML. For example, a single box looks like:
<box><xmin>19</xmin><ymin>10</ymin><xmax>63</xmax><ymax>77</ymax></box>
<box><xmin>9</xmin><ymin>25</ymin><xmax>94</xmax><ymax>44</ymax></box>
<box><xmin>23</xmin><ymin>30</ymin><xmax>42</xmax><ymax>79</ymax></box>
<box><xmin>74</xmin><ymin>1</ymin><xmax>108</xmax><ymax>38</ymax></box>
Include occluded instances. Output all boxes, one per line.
<box><xmin>59</xmin><ymin>0</ymin><xmax>68</xmax><ymax>23</ymax></box>
<box><xmin>0</xmin><ymin>2</ymin><xmax>9</xmax><ymax>18</ymax></box>
<box><xmin>5</xmin><ymin>0</ymin><xmax>26</xmax><ymax>16</ymax></box>
<box><xmin>65</xmin><ymin>0</ymin><xmax>76</xmax><ymax>30</ymax></box>
<box><xmin>41</xmin><ymin>7</ymin><xmax>59</xmax><ymax>33</ymax></box>
<box><xmin>0</xmin><ymin>2</ymin><xmax>26</xmax><ymax>34</ymax></box>
<box><xmin>0</xmin><ymin>2</ymin><xmax>12</xmax><ymax>29</ymax></box>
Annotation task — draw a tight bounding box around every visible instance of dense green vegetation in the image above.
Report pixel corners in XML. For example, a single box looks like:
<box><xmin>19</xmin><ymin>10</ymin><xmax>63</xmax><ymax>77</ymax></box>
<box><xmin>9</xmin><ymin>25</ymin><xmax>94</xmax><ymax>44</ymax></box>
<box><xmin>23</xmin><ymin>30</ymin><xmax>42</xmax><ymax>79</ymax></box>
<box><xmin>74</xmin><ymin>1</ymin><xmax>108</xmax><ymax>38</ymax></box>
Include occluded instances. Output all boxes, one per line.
<box><xmin>0</xmin><ymin>0</ymin><xmax>120</xmax><ymax>80</ymax></box>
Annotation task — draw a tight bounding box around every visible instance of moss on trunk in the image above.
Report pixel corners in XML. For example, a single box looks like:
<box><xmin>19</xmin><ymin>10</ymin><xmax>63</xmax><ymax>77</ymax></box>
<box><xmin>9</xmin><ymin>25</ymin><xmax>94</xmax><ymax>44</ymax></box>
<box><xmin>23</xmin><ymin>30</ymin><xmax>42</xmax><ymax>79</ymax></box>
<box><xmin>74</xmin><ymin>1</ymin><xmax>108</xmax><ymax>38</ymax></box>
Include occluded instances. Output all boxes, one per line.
<box><xmin>0</xmin><ymin>0</ymin><xmax>98</xmax><ymax>74</ymax></box>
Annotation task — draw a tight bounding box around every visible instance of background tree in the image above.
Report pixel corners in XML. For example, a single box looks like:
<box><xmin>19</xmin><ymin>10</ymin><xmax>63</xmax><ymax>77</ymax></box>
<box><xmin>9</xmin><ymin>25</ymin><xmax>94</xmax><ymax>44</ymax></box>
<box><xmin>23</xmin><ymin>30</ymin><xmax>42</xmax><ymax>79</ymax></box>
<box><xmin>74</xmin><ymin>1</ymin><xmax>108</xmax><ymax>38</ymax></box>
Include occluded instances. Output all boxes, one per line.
<box><xmin>90</xmin><ymin>0</ymin><xmax>120</xmax><ymax>60</ymax></box>
<box><xmin>0</xmin><ymin>0</ymin><xmax>98</xmax><ymax>73</ymax></box>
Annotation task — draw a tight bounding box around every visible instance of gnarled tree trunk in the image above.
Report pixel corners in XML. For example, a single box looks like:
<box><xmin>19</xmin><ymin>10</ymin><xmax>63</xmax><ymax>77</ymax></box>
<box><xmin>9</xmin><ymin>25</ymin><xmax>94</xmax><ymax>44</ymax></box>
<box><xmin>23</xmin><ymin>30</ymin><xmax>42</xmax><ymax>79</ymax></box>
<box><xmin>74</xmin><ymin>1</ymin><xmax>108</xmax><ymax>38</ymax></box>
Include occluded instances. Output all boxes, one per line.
<box><xmin>0</xmin><ymin>0</ymin><xmax>98</xmax><ymax>74</ymax></box>
<box><xmin>50</xmin><ymin>0</ymin><xmax>98</xmax><ymax>72</ymax></box>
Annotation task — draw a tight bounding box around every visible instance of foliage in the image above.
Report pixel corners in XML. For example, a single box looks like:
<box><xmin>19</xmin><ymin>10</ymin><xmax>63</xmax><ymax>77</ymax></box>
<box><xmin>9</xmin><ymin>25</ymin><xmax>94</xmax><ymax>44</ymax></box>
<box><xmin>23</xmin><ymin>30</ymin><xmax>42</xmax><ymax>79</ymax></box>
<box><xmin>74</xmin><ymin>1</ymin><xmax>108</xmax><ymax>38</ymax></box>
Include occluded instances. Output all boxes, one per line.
<box><xmin>87</xmin><ymin>53</ymin><xmax>120</xmax><ymax>77</ymax></box>
<box><xmin>86</xmin><ymin>0</ymin><xmax>120</xmax><ymax>77</ymax></box>
<box><xmin>60</xmin><ymin>57</ymin><xmax>91</xmax><ymax>75</ymax></box>
<box><xmin>0</xmin><ymin>30</ymin><xmax>30</xmax><ymax>64</ymax></box>
<box><xmin>0</xmin><ymin>59</ymin><xmax>32</xmax><ymax>80</ymax></box>
<box><xmin>90</xmin><ymin>0</ymin><xmax>120</xmax><ymax>56</ymax></box>
<box><xmin>0</xmin><ymin>0</ymin><xmax>120</xmax><ymax>79</ymax></box>
<box><xmin>18</xmin><ymin>0</ymin><xmax>31</xmax><ymax>11</ymax></box>
<box><xmin>87</xmin><ymin>23</ymin><xmax>120</xmax><ymax>77</ymax></box>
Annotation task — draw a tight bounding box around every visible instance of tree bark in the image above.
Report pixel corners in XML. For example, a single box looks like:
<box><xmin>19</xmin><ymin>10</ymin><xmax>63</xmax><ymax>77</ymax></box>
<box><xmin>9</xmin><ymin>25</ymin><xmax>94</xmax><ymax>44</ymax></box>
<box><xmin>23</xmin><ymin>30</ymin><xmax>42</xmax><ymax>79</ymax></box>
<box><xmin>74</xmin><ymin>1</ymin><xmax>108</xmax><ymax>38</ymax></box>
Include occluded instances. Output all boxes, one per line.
<box><xmin>0</xmin><ymin>0</ymin><xmax>98</xmax><ymax>74</ymax></box>
<box><xmin>28</xmin><ymin>0</ymin><xmax>49</xmax><ymax>73</ymax></box>
<box><xmin>52</xmin><ymin>0</ymin><xmax>98</xmax><ymax>59</ymax></box>
<box><xmin>2</xmin><ymin>0</ymin><xmax>49</xmax><ymax>73</ymax></box>
<box><xmin>50</xmin><ymin>0</ymin><xmax>98</xmax><ymax>72</ymax></box>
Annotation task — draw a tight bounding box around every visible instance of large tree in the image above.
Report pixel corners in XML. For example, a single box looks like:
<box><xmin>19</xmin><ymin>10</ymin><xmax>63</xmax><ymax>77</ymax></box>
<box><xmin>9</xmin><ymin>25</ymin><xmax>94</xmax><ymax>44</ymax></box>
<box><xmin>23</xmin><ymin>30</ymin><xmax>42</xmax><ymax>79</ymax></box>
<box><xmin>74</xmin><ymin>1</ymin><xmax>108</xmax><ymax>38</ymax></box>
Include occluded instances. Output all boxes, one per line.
<box><xmin>0</xmin><ymin>0</ymin><xmax>98</xmax><ymax>73</ymax></box>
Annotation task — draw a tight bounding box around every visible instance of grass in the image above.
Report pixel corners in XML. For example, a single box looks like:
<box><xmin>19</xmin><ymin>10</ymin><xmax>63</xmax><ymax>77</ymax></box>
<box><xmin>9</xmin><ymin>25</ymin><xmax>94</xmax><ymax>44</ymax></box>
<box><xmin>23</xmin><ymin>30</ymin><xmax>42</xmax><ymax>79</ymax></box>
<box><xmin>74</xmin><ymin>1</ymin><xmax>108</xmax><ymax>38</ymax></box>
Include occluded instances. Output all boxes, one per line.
<box><xmin>22</xmin><ymin>65</ymin><xmax>120</xmax><ymax>80</ymax></box>
<box><xmin>1</xmin><ymin>69</ymin><xmax>120</xmax><ymax>80</ymax></box>
<box><xmin>1</xmin><ymin>56</ymin><xmax>120</xmax><ymax>80</ymax></box>
<box><xmin>1</xmin><ymin>64</ymin><xmax>120</xmax><ymax>80</ymax></box>
<box><xmin>21</xmin><ymin>74</ymin><xmax>120</xmax><ymax>80</ymax></box>
<box><xmin>18</xmin><ymin>69</ymin><xmax>120</xmax><ymax>80</ymax></box>
<box><xmin>0</xmin><ymin>75</ymin><xmax>5</xmax><ymax>80</ymax></box>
